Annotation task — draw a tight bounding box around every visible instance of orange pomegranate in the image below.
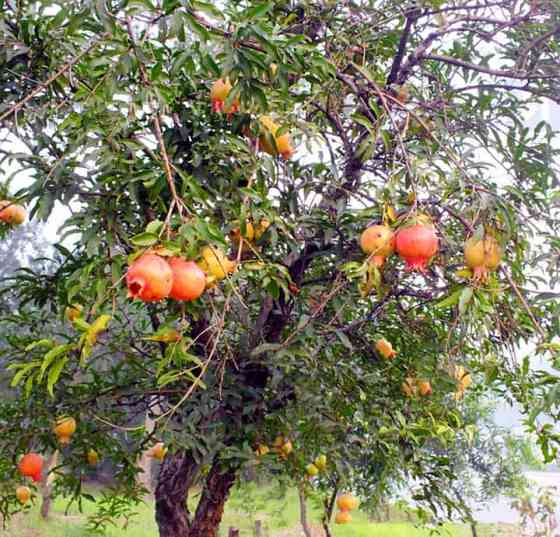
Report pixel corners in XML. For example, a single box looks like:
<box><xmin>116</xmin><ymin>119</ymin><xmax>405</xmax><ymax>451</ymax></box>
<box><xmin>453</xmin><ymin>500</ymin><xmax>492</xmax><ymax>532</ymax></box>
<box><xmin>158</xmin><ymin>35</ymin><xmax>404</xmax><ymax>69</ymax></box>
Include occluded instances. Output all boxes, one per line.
<box><xmin>395</xmin><ymin>222</ymin><xmax>438</xmax><ymax>272</ymax></box>
<box><xmin>259</xmin><ymin>116</ymin><xmax>294</xmax><ymax>160</ymax></box>
<box><xmin>18</xmin><ymin>453</ymin><xmax>43</xmax><ymax>482</ymax></box>
<box><xmin>126</xmin><ymin>254</ymin><xmax>173</xmax><ymax>302</ymax></box>
<box><xmin>210</xmin><ymin>78</ymin><xmax>239</xmax><ymax>114</ymax></box>
<box><xmin>0</xmin><ymin>201</ymin><xmax>26</xmax><ymax>225</ymax></box>
<box><xmin>168</xmin><ymin>258</ymin><xmax>206</xmax><ymax>301</ymax></box>
<box><xmin>54</xmin><ymin>416</ymin><xmax>77</xmax><ymax>445</ymax></box>
<box><xmin>360</xmin><ymin>225</ymin><xmax>395</xmax><ymax>267</ymax></box>
<box><xmin>16</xmin><ymin>486</ymin><xmax>31</xmax><ymax>505</ymax></box>
<box><xmin>464</xmin><ymin>235</ymin><xmax>502</xmax><ymax>282</ymax></box>
<box><xmin>335</xmin><ymin>511</ymin><xmax>352</xmax><ymax>524</ymax></box>
<box><xmin>417</xmin><ymin>379</ymin><xmax>432</xmax><ymax>397</ymax></box>
<box><xmin>337</xmin><ymin>493</ymin><xmax>359</xmax><ymax>512</ymax></box>
<box><xmin>375</xmin><ymin>338</ymin><xmax>397</xmax><ymax>359</ymax></box>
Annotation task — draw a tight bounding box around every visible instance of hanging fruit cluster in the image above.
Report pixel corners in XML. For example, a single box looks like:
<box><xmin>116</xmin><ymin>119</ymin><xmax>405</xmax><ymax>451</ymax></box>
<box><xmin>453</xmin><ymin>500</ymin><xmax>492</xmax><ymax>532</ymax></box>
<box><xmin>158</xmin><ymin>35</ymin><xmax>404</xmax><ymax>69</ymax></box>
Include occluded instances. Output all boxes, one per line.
<box><xmin>126</xmin><ymin>251</ymin><xmax>210</xmax><ymax>303</ymax></box>
<box><xmin>335</xmin><ymin>493</ymin><xmax>360</xmax><ymax>524</ymax></box>
<box><xmin>209</xmin><ymin>77</ymin><xmax>295</xmax><ymax>159</ymax></box>
<box><xmin>0</xmin><ymin>200</ymin><xmax>27</xmax><ymax>226</ymax></box>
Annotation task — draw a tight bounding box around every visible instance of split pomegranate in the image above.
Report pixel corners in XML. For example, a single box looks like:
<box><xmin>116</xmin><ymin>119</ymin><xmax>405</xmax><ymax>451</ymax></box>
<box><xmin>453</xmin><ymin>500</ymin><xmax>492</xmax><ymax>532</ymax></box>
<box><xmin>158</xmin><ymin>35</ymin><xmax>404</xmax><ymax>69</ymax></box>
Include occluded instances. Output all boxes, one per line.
<box><xmin>54</xmin><ymin>417</ymin><xmax>77</xmax><ymax>445</ymax></box>
<box><xmin>0</xmin><ymin>200</ymin><xmax>26</xmax><ymax>225</ymax></box>
<box><xmin>168</xmin><ymin>257</ymin><xmax>206</xmax><ymax>301</ymax></box>
<box><xmin>360</xmin><ymin>225</ymin><xmax>395</xmax><ymax>267</ymax></box>
<box><xmin>210</xmin><ymin>78</ymin><xmax>239</xmax><ymax>115</ymax></box>
<box><xmin>126</xmin><ymin>254</ymin><xmax>173</xmax><ymax>302</ymax></box>
<box><xmin>464</xmin><ymin>235</ymin><xmax>502</xmax><ymax>282</ymax></box>
<box><xmin>395</xmin><ymin>222</ymin><xmax>438</xmax><ymax>272</ymax></box>
<box><xmin>18</xmin><ymin>453</ymin><xmax>43</xmax><ymax>482</ymax></box>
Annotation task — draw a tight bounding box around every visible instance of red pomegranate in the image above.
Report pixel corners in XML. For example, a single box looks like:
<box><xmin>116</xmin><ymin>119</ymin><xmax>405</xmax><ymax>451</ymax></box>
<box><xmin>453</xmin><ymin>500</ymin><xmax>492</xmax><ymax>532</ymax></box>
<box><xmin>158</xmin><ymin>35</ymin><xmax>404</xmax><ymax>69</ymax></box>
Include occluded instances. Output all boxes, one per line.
<box><xmin>395</xmin><ymin>222</ymin><xmax>438</xmax><ymax>272</ymax></box>
<box><xmin>168</xmin><ymin>258</ymin><xmax>206</xmax><ymax>301</ymax></box>
<box><xmin>126</xmin><ymin>254</ymin><xmax>173</xmax><ymax>302</ymax></box>
<box><xmin>18</xmin><ymin>453</ymin><xmax>44</xmax><ymax>482</ymax></box>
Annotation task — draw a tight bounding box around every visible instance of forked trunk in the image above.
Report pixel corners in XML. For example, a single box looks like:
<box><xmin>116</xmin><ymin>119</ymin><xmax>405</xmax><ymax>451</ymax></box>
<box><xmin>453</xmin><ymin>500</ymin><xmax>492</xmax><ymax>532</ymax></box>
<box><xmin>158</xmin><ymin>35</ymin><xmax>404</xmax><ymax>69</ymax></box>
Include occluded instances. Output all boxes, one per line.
<box><xmin>155</xmin><ymin>452</ymin><xmax>198</xmax><ymax>537</ymax></box>
<box><xmin>155</xmin><ymin>452</ymin><xmax>236</xmax><ymax>537</ymax></box>
<box><xmin>188</xmin><ymin>459</ymin><xmax>236</xmax><ymax>537</ymax></box>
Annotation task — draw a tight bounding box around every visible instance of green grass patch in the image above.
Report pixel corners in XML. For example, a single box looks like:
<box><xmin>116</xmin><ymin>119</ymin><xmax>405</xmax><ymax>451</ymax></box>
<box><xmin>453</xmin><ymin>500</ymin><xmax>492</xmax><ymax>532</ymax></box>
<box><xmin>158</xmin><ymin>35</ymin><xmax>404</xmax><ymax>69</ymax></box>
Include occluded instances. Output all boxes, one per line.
<box><xmin>0</xmin><ymin>483</ymin><xmax>496</xmax><ymax>537</ymax></box>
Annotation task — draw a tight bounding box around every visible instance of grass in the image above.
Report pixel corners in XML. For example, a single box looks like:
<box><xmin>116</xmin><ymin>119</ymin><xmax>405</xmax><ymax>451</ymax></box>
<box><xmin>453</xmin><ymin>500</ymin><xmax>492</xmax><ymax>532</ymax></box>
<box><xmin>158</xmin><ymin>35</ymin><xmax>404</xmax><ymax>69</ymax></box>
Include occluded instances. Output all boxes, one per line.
<box><xmin>0</xmin><ymin>483</ymin><xmax>509</xmax><ymax>537</ymax></box>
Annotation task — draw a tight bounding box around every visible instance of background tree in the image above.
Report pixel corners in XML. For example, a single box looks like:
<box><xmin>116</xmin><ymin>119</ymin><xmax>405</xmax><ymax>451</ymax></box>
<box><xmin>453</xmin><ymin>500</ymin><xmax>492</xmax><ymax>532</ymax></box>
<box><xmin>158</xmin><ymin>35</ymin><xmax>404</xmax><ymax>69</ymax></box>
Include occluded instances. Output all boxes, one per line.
<box><xmin>0</xmin><ymin>1</ymin><xmax>559</xmax><ymax>537</ymax></box>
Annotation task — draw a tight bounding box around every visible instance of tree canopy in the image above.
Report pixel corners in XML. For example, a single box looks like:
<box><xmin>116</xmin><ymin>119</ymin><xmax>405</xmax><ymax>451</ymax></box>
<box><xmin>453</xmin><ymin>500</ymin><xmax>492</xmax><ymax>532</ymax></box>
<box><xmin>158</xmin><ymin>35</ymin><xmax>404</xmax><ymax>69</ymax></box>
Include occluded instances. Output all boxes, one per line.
<box><xmin>0</xmin><ymin>1</ymin><xmax>559</xmax><ymax>536</ymax></box>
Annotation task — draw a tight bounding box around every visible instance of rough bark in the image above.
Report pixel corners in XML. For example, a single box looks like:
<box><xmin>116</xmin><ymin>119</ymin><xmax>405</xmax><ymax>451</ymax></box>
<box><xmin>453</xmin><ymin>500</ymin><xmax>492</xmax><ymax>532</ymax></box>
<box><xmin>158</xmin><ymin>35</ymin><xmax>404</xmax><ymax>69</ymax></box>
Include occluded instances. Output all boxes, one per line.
<box><xmin>40</xmin><ymin>450</ymin><xmax>58</xmax><ymax>520</ymax></box>
<box><xmin>154</xmin><ymin>452</ymin><xmax>198</xmax><ymax>537</ymax></box>
<box><xmin>188</xmin><ymin>459</ymin><xmax>237</xmax><ymax>537</ymax></box>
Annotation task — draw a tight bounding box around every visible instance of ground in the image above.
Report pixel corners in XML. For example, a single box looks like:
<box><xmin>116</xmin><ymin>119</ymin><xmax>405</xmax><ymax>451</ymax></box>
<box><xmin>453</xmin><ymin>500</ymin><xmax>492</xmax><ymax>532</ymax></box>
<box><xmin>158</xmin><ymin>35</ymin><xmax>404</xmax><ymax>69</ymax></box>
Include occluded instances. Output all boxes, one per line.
<box><xmin>0</xmin><ymin>484</ymin><xmax>521</xmax><ymax>537</ymax></box>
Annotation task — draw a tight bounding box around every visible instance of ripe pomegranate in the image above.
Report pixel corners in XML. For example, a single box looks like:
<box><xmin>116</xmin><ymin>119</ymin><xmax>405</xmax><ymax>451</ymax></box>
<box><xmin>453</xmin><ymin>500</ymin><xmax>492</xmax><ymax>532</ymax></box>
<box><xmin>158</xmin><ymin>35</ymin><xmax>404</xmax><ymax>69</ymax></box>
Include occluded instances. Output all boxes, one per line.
<box><xmin>360</xmin><ymin>225</ymin><xmax>395</xmax><ymax>267</ymax></box>
<box><xmin>126</xmin><ymin>254</ymin><xmax>173</xmax><ymax>302</ymax></box>
<box><xmin>168</xmin><ymin>258</ymin><xmax>206</xmax><ymax>301</ymax></box>
<box><xmin>16</xmin><ymin>486</ymin><xmax>31</xmax><ymax>505</ymax></box>
<box><xmin>18</xmin><ymin>453</ymin><xmax>43</xmax><ymax>482</ymax></box>
<box><xmin>335</xmin><ymin>511</ymin><xmax>352</xmax><ymax>524</ymax></box>
<box><xmin>375</xmin><ymin>338</ymin><xmax>397</xmax><ymax>359</ymax></box>
<box><xmin>337</xmin><ymin>493</ymin><xmax>359</xmax><ymax>512</ymax></box>
<box><xmin>54</xmin><ymin>417</ymin><xmax>77</xmax><ymax>445</ymax></box>
<box><xmin>0</xmin><ymin>201</ymin><xmax>26</xmax><ymax>225</ymax></box>
<box><xmin>395</xmin><ymin>221</ymin><xmax>438</xmax><ymax>272</ymax></box>
<box><xmin>210</xmin><ymin>78</ymin><xmax>239</xmax><ymax>114</ymax></box>
<box><xmin>464</xmin><ymin>235</ymin><xmax>502</xmax><ymax>282</ymax></box>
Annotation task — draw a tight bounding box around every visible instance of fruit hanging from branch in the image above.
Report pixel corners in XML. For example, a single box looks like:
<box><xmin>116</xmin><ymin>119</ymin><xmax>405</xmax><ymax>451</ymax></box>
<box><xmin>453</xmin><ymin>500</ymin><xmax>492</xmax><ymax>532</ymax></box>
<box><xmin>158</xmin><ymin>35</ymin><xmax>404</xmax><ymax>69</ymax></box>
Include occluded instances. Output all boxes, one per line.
<box><xmin>417</xmin><ymin>379</ymin><xmax>433</xmax><ymax>397</ymax></box>
<box><xmin>126</xmin><ymin>253</ymin><xmax>173</xmax><ymax>302</ymax></box>
<box><xmin>18</xmin><ymin>453</ymin><xmax>43</xmax><ymax>483</ymax></box>
<box><xmin>54</xmin><ymin>417</ymin><xmax>77</xmax><ymax>445</ymax></box>
<box><xmin>314</xmin><ymin>454</ymin><xmax>327</xmax><ymax>471</ymax></box>
<box><xmin>305</xmin><ymin>463</ymin><xmax>319</xmax><ymax>477</ymax></box>
<box><xmin>335</xmin><ymin>510</ymin><xmax>352</xmax><ymax>524</ymax></box>
<box><xmin>0</xmin><ymin>201</ymin><xmax>27</xmax><ymax>225</ymax></box>
<box><xmin>360</xmin><ymin>224</ymin><xmax>395</xmax><ymax>267</ymax></box>
<box><xmin>149</xmin><ymin>442</ymin><xmax>167</xmax><ymax>461</ymax></box>
<box><xmin>464</xmin><ymin>234</ymin><xmax>502</xmax><ymax>283</ymax></box>
<box><xmin>15</xmin><ymin>486</ymin><xmax>31</xmax><ymax>505</ymax></box>
<box><xmin>337</xmin><ymin>493</ymin><xmax>359</xmax><ymax>512</ymax></box>
<box><xmin>258</xmin><ymin>115</ymin><xmax>295</xmax><ymax>160</ymax></box>
<box><xmin>395</xmin><ymin>218</ymin><xmax>439</xmax><ymax>272</ymax></box>
<box><xmin>210</xmin><ymin>78</ymin><xmax>239</xmax><ymax>115</ymax></box>
<box><xmin>375</xmin><ymin>338</ymin><xmax>397</xmax><ymax>359</ymax></box>
<box><xmin>167</xmin><ymin>258</ymin><xmax>206</xmax><ymax>301</ymax></box>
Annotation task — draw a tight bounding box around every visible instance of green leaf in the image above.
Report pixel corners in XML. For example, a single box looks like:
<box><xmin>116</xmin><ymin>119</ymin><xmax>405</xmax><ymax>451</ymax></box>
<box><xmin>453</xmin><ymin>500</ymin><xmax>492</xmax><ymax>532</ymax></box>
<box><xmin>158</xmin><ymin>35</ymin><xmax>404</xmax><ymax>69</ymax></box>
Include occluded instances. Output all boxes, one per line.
<box><xmin>47</xmin><ymin>357</ymin><xmax>69</xmax><ymax>397</ymax></box>
<box><xmin>130</xmin><ymin>232</ymin><xmax>159</xmax><ymax>247</ymax></box>
<box><xmin>242</xmin><ymin>1</ymin><xmax>273</xmax><ymax>19</ymax></box>
<box><xmin>40</xmin><ymin>344</ymin><xmax>75</xmax><ymax>382</ymax></box>
<box><xmin>250</xmin><ymin>343</ymin><xmax>282</xmax><ymax>357</ymax></box>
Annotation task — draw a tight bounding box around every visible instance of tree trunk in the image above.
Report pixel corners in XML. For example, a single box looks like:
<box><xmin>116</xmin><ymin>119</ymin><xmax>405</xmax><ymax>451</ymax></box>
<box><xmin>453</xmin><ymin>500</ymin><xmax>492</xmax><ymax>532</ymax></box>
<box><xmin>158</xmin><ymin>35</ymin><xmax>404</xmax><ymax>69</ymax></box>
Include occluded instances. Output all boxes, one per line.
<box><xmin>470</xmin><ymin>522</ymin><xmax>478</xmax><ymax>537</ymax></box>
<box><xmin>155</xmin><ymin>452</ymin><xmax>198</xmax><ymax>537</ymax></box>
<box><xmin>188</xmin><ymin>459</ymin><xmax>237</xmax><ymax>537</ymax></box>
<box><xmin>40</xmin><ymin>450</ymin><xmax>58</xmax><ymax>520</ymax></box>
<box><xmin>254</xmin><ymin>519</ymin><xmax>263</xmax><ymax>537</ymax></box>
<box><xmin>298</xmin><ymin>483</ymin><xmax>313</xmax><ymax>537</ymax></box>
<box><xmin>228</xmin><ymin>529</ymin><xmax>239</xmax><ymax>537</ymax></box>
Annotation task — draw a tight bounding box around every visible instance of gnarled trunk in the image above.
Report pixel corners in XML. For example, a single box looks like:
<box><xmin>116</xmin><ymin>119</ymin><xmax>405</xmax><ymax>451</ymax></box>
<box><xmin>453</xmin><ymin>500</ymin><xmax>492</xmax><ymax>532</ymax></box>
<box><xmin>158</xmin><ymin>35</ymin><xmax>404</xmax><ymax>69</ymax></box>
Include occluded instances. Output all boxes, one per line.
<box><xmin>155</xmin><ymin>452</ymin><xmax>198</xmax><ymax>537</ymax></box>
<box><xmin>188</xmin><ymin>459</ymin><xmax>236</xmax><ymax>537</ymax></box>
<box><xmin>155</xmin><ymin>452</ymin><xmax>236</xmax><ymax>537</ymax></box>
